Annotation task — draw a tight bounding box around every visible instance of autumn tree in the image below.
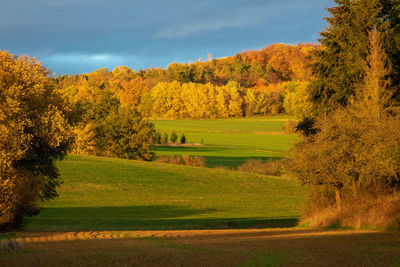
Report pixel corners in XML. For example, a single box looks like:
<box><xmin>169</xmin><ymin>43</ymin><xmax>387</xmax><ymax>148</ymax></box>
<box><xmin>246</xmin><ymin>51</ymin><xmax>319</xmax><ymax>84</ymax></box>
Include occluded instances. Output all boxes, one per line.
<box><xmin>0</xmin><ymin>51</ymin><xmax>74</xmax><ymax>230</ymax></box>
<box><xmin>96</xmin><ymin>107</ymin><xmax>156</xmax><ymax>160</ymax></box>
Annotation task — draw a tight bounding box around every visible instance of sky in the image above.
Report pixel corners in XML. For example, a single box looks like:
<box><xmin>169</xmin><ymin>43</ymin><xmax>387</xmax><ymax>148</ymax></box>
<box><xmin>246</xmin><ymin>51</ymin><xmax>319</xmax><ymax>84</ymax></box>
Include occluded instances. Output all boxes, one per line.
<box><xmin>0</xmin><ymin>0</ymin><xmax>334</xmax><ymax>75</ymax></box>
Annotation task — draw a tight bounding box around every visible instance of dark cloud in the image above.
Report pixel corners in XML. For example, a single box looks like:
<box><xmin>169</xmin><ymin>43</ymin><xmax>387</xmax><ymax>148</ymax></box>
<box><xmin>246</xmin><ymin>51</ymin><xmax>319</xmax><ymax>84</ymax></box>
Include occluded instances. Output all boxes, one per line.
<box><xmin>0</xmin><ymin>0</ymin><xmax>334</xmax><ymax>74</ymax></box>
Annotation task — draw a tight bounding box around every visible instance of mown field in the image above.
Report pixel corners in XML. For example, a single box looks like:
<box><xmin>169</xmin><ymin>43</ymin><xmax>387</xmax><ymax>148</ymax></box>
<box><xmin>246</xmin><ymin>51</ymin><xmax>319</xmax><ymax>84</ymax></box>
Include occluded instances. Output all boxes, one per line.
<box><xmin>152</xmin><ymin>116</ymin><xmax>296</xmax><ymax>167</ymax></box>
<box><xmin>24</xmin><ymin>154</ymin><xmax>306</xmax><ymax>231</ymax></box>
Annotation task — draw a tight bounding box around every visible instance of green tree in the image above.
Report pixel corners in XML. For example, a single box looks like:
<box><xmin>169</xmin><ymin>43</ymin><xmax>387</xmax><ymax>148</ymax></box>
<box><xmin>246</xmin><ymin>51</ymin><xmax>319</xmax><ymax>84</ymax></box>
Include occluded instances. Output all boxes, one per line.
<box><xmin>170</xmin><ymin>131</ymin><xmax>178</xmax><ymax>144</ymax></box>
<box><xmin>96</xmin><ymin>107</ymin><xmax>156</xmax><ymax>160</ymax></box>
<box><xmin>155</xmin><ymin>131</ymin><xmax>162</xmax><ymax>144</ymax></box>
<box><xmin>311</xmin><ymin>0</ymin><xmax>400</xmax><ymax>110</ymax></box>
<box><xmin>180</xmin><ymin>134</ymin><xmax>186</xmax><ymax>144</ymax></box>
<box><xmin>161</xmin><ymin>132</ymin><xmax>169</xmax><ymax>145</ymax></box>
<box><xmin>0</xmin><ymin>51</ymin><xmax>74</xmax><ymax>229</ymax></box>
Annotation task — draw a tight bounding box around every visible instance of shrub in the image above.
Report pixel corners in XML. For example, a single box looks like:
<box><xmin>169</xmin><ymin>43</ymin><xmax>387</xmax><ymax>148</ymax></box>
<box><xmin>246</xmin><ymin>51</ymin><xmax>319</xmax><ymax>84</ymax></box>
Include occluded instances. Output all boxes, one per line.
<box><xmin>237</xmin><ymin>159</ymin><xmax>282</xmax><ymax>176</ymax></box>
<box><xmin>170</xmin><ymin>131</ymin><xmax>178</xmax><ymax>143</ymax></box>
<box><xmin>155</xmin><ymin>155</ymin><xmax>206</xmax><ymax>167</ymax></box>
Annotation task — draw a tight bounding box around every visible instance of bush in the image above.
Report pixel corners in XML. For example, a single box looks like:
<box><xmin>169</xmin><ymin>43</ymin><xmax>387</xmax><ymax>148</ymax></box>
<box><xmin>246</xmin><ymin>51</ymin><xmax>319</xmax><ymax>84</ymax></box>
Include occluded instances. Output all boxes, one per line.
<box><xmin>155</xmin><ymin>155</ymin><xmax>206</xmax><ymax>167</ymax></box>
<box><xmin>237</xmin><ymin>159</ymin><xmax>282</xmax><ymax>176</ymax></box>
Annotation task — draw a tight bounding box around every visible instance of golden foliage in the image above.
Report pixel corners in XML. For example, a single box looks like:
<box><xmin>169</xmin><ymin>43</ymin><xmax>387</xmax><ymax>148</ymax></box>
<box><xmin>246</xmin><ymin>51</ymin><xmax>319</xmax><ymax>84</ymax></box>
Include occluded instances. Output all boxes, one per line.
<box><xmin>0</xmin><ymin>51</ymin><xmax>73</xmax><ymax>229</ymax></box>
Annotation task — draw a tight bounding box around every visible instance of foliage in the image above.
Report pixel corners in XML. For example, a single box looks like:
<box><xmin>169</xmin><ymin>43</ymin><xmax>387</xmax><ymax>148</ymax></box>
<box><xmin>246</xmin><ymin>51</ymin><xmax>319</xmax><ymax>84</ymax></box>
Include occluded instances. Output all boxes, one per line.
<box><xmin>169</xmin><ymin>131</ymin><xmax>178</xmax><ymax>144</ymax></box>
<box><xmin>0</xmin><ymin>51</ymin><xmax>73</xmax><ymax>230</ymax></box>
<box><xmin>311</xmin><ymin>0</ymin><xmax>400</xmax><ymax>110</ymax></box>
<box><xmin>180</xmin><ymin>134</ymin><xmax>186</xmax><ymax>144</ymax></box>
<box><xmin>283</xmin><ymin>81</ymin><xmax>315</xmax><ymax>119</ymax></box>
<box><xmin>288</xmin><ymin>28</ymin><xmax>400</xmax><ymax>228</ymax></box>
<box><xmin>57</xmin><ymin>43</ymin><xmax>321</xmax><ymax>119</ymax></box>
<box><xmin>96</xmin><ymin>107</ymin><xmax>156</xmax><ymax>160</ymax></box>
<box><xmin>161</xmin><ymin>132</ymin><xmax>168</xmax><ymax>145</ymax></box>
<box><xmin>58</xmin><ymin>68</ymin><xmax>156</xmax><ymax>159</ymax></box>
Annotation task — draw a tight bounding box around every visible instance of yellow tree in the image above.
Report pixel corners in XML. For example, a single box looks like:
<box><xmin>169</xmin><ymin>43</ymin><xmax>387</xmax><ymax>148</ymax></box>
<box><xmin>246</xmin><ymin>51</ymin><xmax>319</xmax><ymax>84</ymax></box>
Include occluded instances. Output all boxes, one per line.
<box><xmin>0</xmin><ymin>51</ymin><xmax>73</xmax><ymax>229</ymax></box>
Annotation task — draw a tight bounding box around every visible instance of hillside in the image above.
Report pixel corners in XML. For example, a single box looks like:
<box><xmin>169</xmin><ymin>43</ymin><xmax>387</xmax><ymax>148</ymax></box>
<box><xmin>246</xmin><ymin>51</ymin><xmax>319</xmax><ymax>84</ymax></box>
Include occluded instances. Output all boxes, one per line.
<box><xmin>25</xmin><ymin>154</ymin><xmax>307</xmax><ymax>231</ymax></box>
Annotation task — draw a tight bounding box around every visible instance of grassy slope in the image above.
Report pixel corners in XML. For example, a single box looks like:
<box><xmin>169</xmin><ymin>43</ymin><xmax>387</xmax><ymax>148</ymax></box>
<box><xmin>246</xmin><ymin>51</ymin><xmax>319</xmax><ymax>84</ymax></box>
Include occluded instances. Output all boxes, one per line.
<box><xmin>25</xmin><ymin>154</ymin><xmax>307</xmax><ymax>231</ymax></box>
<box><xmin>152</xmin><ymin>116</ymin><xmax>297</xmax><ymax>167</ymax></box>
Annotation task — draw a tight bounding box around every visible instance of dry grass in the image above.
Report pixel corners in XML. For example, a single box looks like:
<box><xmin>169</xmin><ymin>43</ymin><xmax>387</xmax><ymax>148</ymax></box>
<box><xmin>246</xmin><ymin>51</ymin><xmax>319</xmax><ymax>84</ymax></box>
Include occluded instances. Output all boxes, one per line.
<box><xmin>155</xmin><ymin>155</ymin><xmax>206</xmax><ymax>167</ymax></box>
<box><xmin>2</xmin><ymin>229</ymin><xmax>400</xmax><ymax>266</ymax></box>
<box><xmin>301</xmin><ymin>190</ymin><xmax>400</xmax><ymax>230</ymax></box>
<box><xmin>237</xmin><ymin>159</ymin><xmax>283</xmax><ymax>176</ymax></box>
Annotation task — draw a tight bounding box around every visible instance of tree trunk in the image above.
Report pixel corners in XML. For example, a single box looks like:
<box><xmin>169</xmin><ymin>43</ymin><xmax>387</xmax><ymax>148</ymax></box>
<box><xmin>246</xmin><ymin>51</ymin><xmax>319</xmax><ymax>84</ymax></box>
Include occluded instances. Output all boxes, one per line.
<box><xmin>335</xmin><ymin>186</ymin><xmax>342</xmax><ymax>211</ymax></box>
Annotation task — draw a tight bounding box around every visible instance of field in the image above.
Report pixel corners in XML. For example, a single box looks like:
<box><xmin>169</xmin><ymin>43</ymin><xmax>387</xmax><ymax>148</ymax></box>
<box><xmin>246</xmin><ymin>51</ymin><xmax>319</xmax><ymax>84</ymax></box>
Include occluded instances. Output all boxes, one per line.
<box><xmin>2</xmin><ymin>117</ymin><xmax>400</xmax><ymax>266</ymax></box>
<box><xmin>23</xmin><ymin>154</ymin><xmax>306</xmax><ymax>231</ymax></box>
<box><xmin>3</xmin><ymin>229</ymin><xmax>400</xmax><ymax>266</ymax></box>
<box><xmin>152</xmin><ymin>116</ymin><xmax>296</xmax><ymax>167</ymax></box>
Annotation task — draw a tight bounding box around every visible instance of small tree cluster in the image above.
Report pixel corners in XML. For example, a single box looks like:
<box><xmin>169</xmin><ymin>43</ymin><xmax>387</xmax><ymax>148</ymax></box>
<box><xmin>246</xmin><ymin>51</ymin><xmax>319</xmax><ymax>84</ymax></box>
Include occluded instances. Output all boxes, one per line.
<box><xmin>154</xmin><ymin>131</ymin><xmax>187</xmax><ymax>145</ymax></box>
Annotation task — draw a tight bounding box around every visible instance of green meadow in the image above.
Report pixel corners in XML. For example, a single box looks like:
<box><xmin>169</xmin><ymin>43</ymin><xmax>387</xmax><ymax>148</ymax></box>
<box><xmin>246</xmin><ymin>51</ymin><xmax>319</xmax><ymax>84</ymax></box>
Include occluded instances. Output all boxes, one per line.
<box><xmin>152</xmin><ymin>116</ymin><xmax>297</xmax><ymax>167</ymax></box>
<box><xmin>25</xmin><ymin>154</ymin><xmax>307</xmax><ymax>231</ymax></box>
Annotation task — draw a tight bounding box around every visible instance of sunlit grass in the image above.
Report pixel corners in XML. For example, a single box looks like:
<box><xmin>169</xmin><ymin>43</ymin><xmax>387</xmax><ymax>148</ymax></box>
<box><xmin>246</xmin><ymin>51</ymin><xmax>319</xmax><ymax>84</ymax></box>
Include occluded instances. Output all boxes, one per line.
<box><xmin>152</xmin><ymin>117</ymin><xmax>297</xmax><ymax>167</ymax></box>
<box><xmin>25</xmin><ymin>154</ymin><xmax>307</xmax><ymax>231</ymax></box>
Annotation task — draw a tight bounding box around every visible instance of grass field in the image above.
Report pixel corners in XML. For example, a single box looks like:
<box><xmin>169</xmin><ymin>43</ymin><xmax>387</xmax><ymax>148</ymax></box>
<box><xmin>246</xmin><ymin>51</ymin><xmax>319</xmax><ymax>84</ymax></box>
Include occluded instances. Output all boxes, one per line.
<box><xmin>24</xmin><ymin>154</ymin><xmax>307</xmax><ymax>231</ymax></box>
<box><xmin>152</xmin><ymin>116</ymin><xmax>296</xmax><ymax>167</ymax></box>
<box><xmin>3</xmin><ymin>117</ymin><xmax>400</xmax><ymax>266</ymax></box>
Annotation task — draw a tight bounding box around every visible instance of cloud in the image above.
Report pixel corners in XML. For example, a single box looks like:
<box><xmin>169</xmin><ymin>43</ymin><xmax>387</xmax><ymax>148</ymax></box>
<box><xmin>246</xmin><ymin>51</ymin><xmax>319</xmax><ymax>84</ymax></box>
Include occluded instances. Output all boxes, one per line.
<box><xmin>42</xmin><ymin>53</ymin><xmax>144</xmax><ymax>74</ymax></box>
<box><xmin>154</xmin><ymin>3</ymin><xmax>267</xmax><ymax>39</ymax></box>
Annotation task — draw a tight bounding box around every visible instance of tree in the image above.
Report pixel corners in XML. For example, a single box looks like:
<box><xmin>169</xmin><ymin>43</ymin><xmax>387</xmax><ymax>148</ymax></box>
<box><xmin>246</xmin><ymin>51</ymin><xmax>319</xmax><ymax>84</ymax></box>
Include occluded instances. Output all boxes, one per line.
<box><xmin>311</xmin><ymin>0</ymin><xmax>400</xmax><ymax>110</ymax></box>
<box><xmin>161</xmin><ymin>133</ymin><xmax>168</xmax><ymax>145</ymax></box>
<box><xmin>180</xmin><ymin>134</ymin><xmax>186</xmax><ymax>144</ymax></box>
<box><xmin>96</xmin><ymin>107</ymin><xmax>156</xmax><ymax>160</ymax></box>
<box><xmin>356</xmin><ymin>27</ymin><xmax>392</xmax><ymax>119</ymax></box>
<box><xmin>0</xmin><ymin>51</ymin><xmax>74</xmax><ymax>229</ymax></box>
<box><xmin>284</xmin><ymin>81</ymin><xmax>315</xmax><ymax>119</ymax></box>
<box><xmin>287</xmin><ymin>28</ymin><xmax>400</xmax><ymax>220</ymax></box>
<box><xmin>170</xmin><ymin>131</ymin><xmax>178</xmax><ymax>144</ymax></box>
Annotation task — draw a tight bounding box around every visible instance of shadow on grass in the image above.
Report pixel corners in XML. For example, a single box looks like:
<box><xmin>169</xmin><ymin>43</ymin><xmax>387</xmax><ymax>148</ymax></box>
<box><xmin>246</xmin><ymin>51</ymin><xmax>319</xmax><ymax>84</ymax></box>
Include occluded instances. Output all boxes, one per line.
<box><xmin>24</xmin><ymin>205</ymin><xmax>298</xmax><ymax>231</ymax></box>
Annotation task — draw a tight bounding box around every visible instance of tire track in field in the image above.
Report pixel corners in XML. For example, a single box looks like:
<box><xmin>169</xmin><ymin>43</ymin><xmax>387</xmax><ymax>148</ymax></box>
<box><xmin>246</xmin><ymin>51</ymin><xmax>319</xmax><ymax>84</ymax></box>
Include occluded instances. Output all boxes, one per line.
<box><xmin>13</xmin><ymin>229</ymin><xmax>375</xmax><ymax>244</ymax></box>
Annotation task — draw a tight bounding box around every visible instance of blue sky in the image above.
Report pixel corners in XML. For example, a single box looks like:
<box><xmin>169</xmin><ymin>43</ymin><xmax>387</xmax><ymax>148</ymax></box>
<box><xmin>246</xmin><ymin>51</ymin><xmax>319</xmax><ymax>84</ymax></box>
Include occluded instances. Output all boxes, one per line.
<box><xmin>0</xmin><ymin>0</ymin><xmax>333</xmax><ymax>75</ymax></box>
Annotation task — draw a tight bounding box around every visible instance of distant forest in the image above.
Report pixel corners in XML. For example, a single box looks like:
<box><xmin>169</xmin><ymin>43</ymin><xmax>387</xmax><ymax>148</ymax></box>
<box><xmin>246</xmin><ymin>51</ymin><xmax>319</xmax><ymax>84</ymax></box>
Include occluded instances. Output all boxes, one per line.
<box><xmin>56</xmin><ymin>43</ymin><xmax>321</xmax><ymax>120</ymax></box>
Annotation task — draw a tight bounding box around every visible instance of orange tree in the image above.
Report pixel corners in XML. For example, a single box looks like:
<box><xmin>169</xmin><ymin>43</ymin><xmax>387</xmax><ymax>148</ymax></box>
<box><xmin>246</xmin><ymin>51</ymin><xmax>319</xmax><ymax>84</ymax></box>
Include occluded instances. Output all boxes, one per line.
<box><xmin>0</xmin><ymin>51</ymin><xmax>74</xmax><ymax>230</ymax></box>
